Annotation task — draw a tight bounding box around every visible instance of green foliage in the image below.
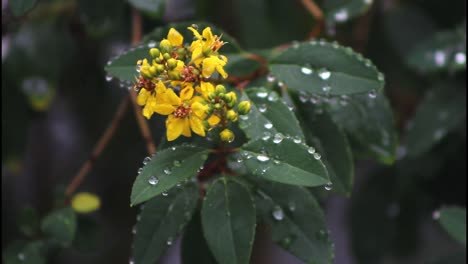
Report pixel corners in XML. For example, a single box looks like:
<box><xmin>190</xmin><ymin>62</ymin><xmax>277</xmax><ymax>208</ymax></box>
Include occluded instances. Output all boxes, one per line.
<box><xmin>130</xmin><ymin>145</ymin><xmax>209</xmax><ymax>205</ymax></box>
<box><xmin>133</xmin><ymin>181</ymin><xmax>199</xmax><ymax>264</ymax></box>
<box><xmin>182</xmin><ymin>212</ymin><xmax>217</xmax><ymax>264</ymax></box>
<box><xmin>105</xmin><ymin>45</ymin><xmax>152</xmax><ymax>83</ymax></box>
<box><xmin>3</xmin><ymin>240</ymin><xmax>46</xmax><ymax>264</ymax></box>
<box><xmin>9</xmin><ymin>0</ymin><xmax>36</xmax><ymax>16</ymax></box>
<box><xmin>201</xmin><ymin>177</ymin><xmax>256</xmax><ymax>264</ymax></box>
<box><xmin>40</xmin><ymin>207</ymin><xmax>77</xmax><ymax>247</ymax></box>
<box><xmin>437</xmin><ymin>207</ymin><xmax>466</xmax><ymax>246</ymax></box>
<box><xmin>18</xmin><ymin>207</ymin><xmax>39</xmax><ymax>238</ymax></box>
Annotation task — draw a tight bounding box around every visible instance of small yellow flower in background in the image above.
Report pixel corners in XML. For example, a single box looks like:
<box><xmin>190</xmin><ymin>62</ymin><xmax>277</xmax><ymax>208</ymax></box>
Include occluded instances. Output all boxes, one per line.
<box><xmin>220</xmin><ymin>128</ymin><xmax>235</xmax><ymax>143</ymax></box>
<box><xmin>71</xmin><ymin>192</ymin><xmax>101</xmax><ymax>214</ymax></box>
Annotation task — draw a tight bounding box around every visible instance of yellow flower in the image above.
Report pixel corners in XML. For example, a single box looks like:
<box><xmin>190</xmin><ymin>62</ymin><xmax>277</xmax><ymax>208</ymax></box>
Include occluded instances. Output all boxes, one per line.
<box><xmin>196</xmin><ymin>81</ymin><xmax>215</xmax><ymax>100</ymax></box>
<box><xmin>71</xmin><ymin>192</ymin><xmax>101</xmax><ymax>214</ymax></box>
<box><xmin>202</xmin><ymin>55</ymin><xmax>228</xmax><ymax>78</ymax></box>
<box><xmin>167</xmin><ymin>28</ymin><xmax>184</xmax><ymax>46</ymax></box>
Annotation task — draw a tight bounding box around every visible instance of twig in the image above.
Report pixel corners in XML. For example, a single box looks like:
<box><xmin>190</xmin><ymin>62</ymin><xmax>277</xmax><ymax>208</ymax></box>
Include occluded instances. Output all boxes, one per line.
<box><xmin>65</xmin><ymin>96</ymin><xmax>130</xmax><ymax>197</ymax></box>
<box><xmin>129</xmin><ymin>9</ymin><xmax>157</xmax><ymax>155</ymax></box>
<box><xmin>300</xmin><ymin>0</ymin><xmax>325</xmax><ymax>40</ymax></box>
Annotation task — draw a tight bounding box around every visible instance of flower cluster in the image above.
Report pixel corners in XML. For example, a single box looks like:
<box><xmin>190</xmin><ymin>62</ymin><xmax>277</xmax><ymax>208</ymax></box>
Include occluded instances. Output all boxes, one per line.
<box><xmin>134</xmin><ymin>26</ymin><xmax>251</xmax><ymax>142</ymax></box>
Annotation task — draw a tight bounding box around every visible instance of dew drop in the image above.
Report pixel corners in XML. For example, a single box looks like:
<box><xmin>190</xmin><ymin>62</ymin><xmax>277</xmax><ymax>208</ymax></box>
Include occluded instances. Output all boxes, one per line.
<box><xmin>368</xmin><ymin>90</ymin><xmax>377</xmax><ymax>99</ymax></box>
<box><xmin>138</xmin><ymin>168</ymin><xmax>143</xmax><ymax>174</ymax></box>
<box><xmin>272</xmin><ymin>206</ymin><xmax>284</xmax><ymax>221</ymax></box>
<box><xmin>322</xmin><ymin>86</ymin><xmax>331</xmax><ymax>94</ymax></box>
<box><xmin>293</xmin><ymin>136</ymin><xmax>302</xmax><ymax>144</ymax></box>
<box><xmin>434</xmin><ymin>50</ymin><xmax>446</xmax><ymax>66</ymax></box>
<box><xmin>313</xmin><ymin>153</ymin><xmax>321</xmax><ymax>160</ymax></box>
<box><xmin>256</xmin><ymin>90</ymin><xmax>268</xmax><ymax>98</ymax></box>
<box><xmin>105</xmin><ymin>75</ymin><xmax>113</xmax><ymax>82</ymax></box>
<box><xmin>259</xmin><ymin>104</ymin><xmax>267</xmax><ymax>113</ymax></box>
<box><xmin>324</xmin><ymin>182</ymin><xmax>333</xmax><ymax>191</ymax></box>
<box><xmin>264</xmin><ymin>122</ymin><xmax>273</xmax><ymax>129</ymax></box>
<box><xmin>147</xmin><ymin>41</ymin><xmax>157</xmax><ymax>48</ymax></box>
<box><xmin>377</xmin><ymin>73</ymin><xmax>385</xmax><ymax>81</ymax></box>
<box><xmin>237</xmin><ymin>157</ymin><xmax>243</xmax><ymax>163</ymax></box>
<box><xmin>132</xmin><ymin>226</ymin><xmax>137</xmax><ymax>234</ymax></box>
<box><xmin>364</xmin><ymin>0</ymin><xmax>373</xmax><ymax>4</ymax></box>
<box><xmin>268</xmin><ymin>92</ymin><xmax>279</xmax><ymax>102</ymax></box>
<box><xmin>171</xmin><ymin>146</ymin><xmax>176</xmax><ymax>150</ymax></box>
<box><xmin>262</xmin><ymin>132</ymin><xmax>272</xmax><ymax>141</ymax></box>
<box><xmin>166</xmin><ymin>237</ymin><xmax>173</xmax><ymax>245</ymax></box>
<box><xmin>163</xmin><ymin>167</ymin><xmax>172</xmax><ymax>175</ymax></box>
<box><xmin>273</xmin><ymin>133</ymin><xmax>284</xmax><ymax>144</ymax></box>
<box><xmin>317</xmin><ymin>68</ymin><xmax>331</xmax><ymax>80</ymax></box>
<box><xmin>432</xmin><ymin>210</ymin><xmax>440</xmax><ymax>220</ymax></box>
<box><xmin>143</xmin><ymin>157</ymin><xmax>151</xmax><ymax>165</ymax></box>
<box><xmin>334</xmin><ymin>9</ymin><xmax>349</xmax><ymax>22</ymax></box>
<box><xmin>18</xmin><ymin>253</ymin><xmax>25</xmax><ymax>261</ymax></box>
<box><xmin>266</xmin><ymin>74</ymin><xmax>276</xmax><ymax>83</ymax></box>
<box><xmin>148</xmin><ymin>176</ymin><xmax>159</xmax><ymax>186</ymax></box>
<box><xmin>308</xmin><ymin>147</ymin><xmax>316</xmax><ymax>154</ymax></box>
<box><xmin>288</xmin><ymin>201</ymin><xmax>296</xmax><ymax>212</ymax></box>
<box><xmin>433</xmin><ymin>129</ymin><xmax>445</xmax><ymax>140</ymax></box>
<box><xmin>257</xmin><ymin>154</ymin><xmax>270</xmax><ymax>162</ymax></box>
<box><xmin>301</xmin><ymin>66</ymin><xmax>313</xmax><ymax>75</ymax></box>
<box><xmin>299</xmin><ymin>92</ymin><xmax>309</xmax><ymax>103</ymax></box>
<box><xmin>173</xmin><ymin>160</ymin><xmax>182</xmax><ymax>167</ymax></box>
<box><xmin>455</xmin><ymin>52</ymin><xmax>466</xmax><ymax>65</ymax></box>
<box><xmin>240</xmin><ymin>115</ymin><xmax>249</xmax><ymax>121</ymax></box>
<box><xmin>310</xmin><ymin>96</ymin><xmax>319</xmax><ymax>104</ymax></box>
<box><xmin>162</xmin><ymin>192</ymin><xmax>169</xmax><ymax>197</ymax></box>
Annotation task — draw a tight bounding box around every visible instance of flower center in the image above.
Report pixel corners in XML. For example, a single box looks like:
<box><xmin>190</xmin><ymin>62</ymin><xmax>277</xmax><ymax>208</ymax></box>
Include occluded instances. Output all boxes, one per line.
<box><xmin>173</xmin><ymin>105</ymin><xmax>191</xmax><ymax>118</ymax></box>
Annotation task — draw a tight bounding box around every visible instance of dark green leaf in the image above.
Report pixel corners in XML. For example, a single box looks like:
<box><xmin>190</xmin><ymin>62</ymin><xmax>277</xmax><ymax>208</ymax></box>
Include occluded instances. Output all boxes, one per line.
<box><xmin>18</xmin><ymin>207</ymin><xmax>39</xmax><ymax>237</ymax></box>
<box><xmin>9</xmin><ymin>0</ymin><xmax>36</xmax><ymax>16</ymax></box>
<box><xmin>437</xmin><ymin>206</ymin><xmax>466</xmax><ymax>246</ymax></box>
<box><xmin>326</xmin><ymin>93</ymin><xmax>397</xmax><ymax>164</ymax></box>
<box><xmin>430</xmin><ymin>250</ymin><xmax>466</xmax><ymax>264</ymax></box>
<box><xmin>406</xmin><ymin>29</ymin><xmax>466</xmax><ymax>73</ymax></box>
<box><xmin>130</xmin><ymin>145</ymin><xmax>209</xmax><ymax>205</ymax></box>
<box><xmin>128</xmin><ymin>0</ymin><xmax>165</xmax><ymax>17</ymax></box>
<box><xmin>323</xmin><ymin>0</ymin><xmax>373</xmax><ymax>24</ymax></box>
<box><xmin>3</xmin><ymin>240</ymin><xmax>46</xmax><ymax>264</ymax></box>
<box><xmin>78</xmin><ymin>0</ymin><xmax>125</xmax><ymax>35</ymax></box>
<box><xmin>105</xmin><ymin>44</ymin><xmax>151</xmax><ymax>83</ymax></box>
<box><xmin>240</xmin><ymin>137</ymin><xmax>329</xmax><ymax>187</ymax></box>
<box><xmin>254</xmin><ymin>181</ymin><xmax>333</xmax><ymax>264</ymax></box>
<box><xmin>297</xmin><ymin>103</ymin><xmax>354</xmax><ymax>196</ymax></box>
<box><xmin>40</xmin><ymin>207</ymin><xmax>77</xmax><ymax>247</ymax></box>
<box><xmin>202</xmin><ymin>177</ymin><xmax>256</xmax><ymax>264</ymax></box>
<box><xmin>270</xmin><ymin>41</ymin><xmax>385</xmax><ymax>96</ymax></box>
<box><xmin>142</xmin><ymin>22</ymin><xmax>242</xmax><ymax>53</ymax></box>
<box><xmin>133</xmin><ymin>182</ymin><xmax>199</xmax><ymax>264</ymax></box>
<box><xmin>225</xmin><ymin>53</ymin><xmax>261</xmax><ymax>77</ymax></box>
<box><xmin>181</xmin><ymin>212</ymin><xmax>217</xmax><ymax>264</ymax></box>
<box><xmin>239</xmin><ymin>87</ymin><xmax>304</xmax><ymax>141</ymax></box>
<box><xmin>406</xmin><ymin>82</ymin><xmax>466</xmax><ymax>157</ymax></box>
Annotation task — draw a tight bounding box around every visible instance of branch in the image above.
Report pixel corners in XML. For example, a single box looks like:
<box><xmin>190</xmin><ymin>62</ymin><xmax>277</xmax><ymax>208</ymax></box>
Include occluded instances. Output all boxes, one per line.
<box><xmin>65</xmin><ymin>96</ymin><xmax>130</xmax><ymax>197</ymax></box>
<box><xmin>300</xmin><ymin>0</ymin><xmax>325</xmax><ymax>40</ymax></box>
<box><xmin>129</xmin><ymin>9</ymin><xmax>157</xmax><ymax>155</ymax></box>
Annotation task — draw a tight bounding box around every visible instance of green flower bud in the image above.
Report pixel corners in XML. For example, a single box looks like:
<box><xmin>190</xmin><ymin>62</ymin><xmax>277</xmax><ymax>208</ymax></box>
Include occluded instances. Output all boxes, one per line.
<box><xmin>226</xmin><ymin>110</ymin><xmax>238</xmax><ymax>122</ymax></box>
<box><xmin>238</xmin><ymin>101</ymin><xmax>251</xmax><ymax>115</ymax></box>
<box><xmin>167</xmin><ymin>58</ymin><xmax>178</xmax><ymax>70</ymax></box>
<box><xmin>159</xmin><ymin>39</ymin><xmax>172</xmax><ymax>53</ymax></box>
<box><xmin>163</xmin><ymin>53</ymin><xmax>172</xmax><ymax>61</ymax></box>
<box><xmin>156</xmin><ymin>64</ymin><xmax>165</xmax><ymax>73</ymax></box>
<box><xmin>220</xmin><ymin>129</ymin><xmax>235</xmax><ymax>143</ymax></box>
<box><xmin>208</xmin><ymin>93</ymin><xmax>216</xmax><ymax>101</ymax></box>
<box><xmin>168</xmin><ymin>71</ymin><xmax>181</xmax><ymax>80</ymax></box>
<box><xmin>149</xmin><ymin>48</ymin><xmax>160</xmax><ymax>59</ymax></box>
<box><xmin>214</xmin><ymin>103</ymin><xmax>222</xmax><ymax>109</ymax></box>
<box><xmin>154</xmin><ymin>58</ymin><xmax>162</xmax><ymax>64</ymax></box>
<box><xmin>177</xmin><ymin>48</ymin><xmax>186</xmax><ymax>58</ymax></box>
<box><xmin>225</xmin><ymin>92</ymin><xmax>237</xmax><ymax>108</ymax></box>
<box><xmin>149</xmin><ymin>66</ymin><xmax>158</xmax><ymax>76</ymax></box>
<box><xmin>215</xmin><ymin>85</ymin><xmax>226</xmax><ymax>94</ymax></box>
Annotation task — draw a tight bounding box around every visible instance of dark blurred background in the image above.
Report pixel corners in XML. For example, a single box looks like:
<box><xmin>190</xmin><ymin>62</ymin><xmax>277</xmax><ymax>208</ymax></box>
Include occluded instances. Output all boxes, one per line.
<box><xmin>2</xmin><ymin>0</ymin><xmax>466</xmax><ymax>263</ymax></box>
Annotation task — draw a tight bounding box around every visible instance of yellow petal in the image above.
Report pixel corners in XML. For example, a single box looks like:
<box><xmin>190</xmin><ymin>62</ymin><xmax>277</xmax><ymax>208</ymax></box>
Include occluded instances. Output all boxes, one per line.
<box><xmin>71</xmin><ymin>192</ymin><xmax>101</xmax><ymax>214</ymax></box>
<box><xmin>202</xmin><ymin>27</ymin><xmax>214</xmax><ymax>43</ymax></box>
<box><xmin>153</xmin><ymin>104</ymin><xmax>175</xmax><ymax>115</ymax></box>
<box><xmin>168</xmin><ymin>28</ymin><xmax>183</xmax><ymax>46</ymax></box>
<box><xmin>191</xmin><ymin>47</ymin><xmax>203</xmax><ymax>66</ymax></box>
<box><xmin>180</xmin><ymin>87</ymin><xmax>194</xmax><ymax>101</ymax></box>
<box><xmin>189</xmin><ymin>115</ymin><xmax>206</xmax><ymax>137</ymax></box>
<box><xmin>155</xmin><ymin>81</ymin><xmax>167</xmax><ymax>93</ymax></box>
<box><xmin>181</xmin><ymin>118</ymin><xmax>192</xmax><ymax>137</ymax></box>
<box><xmin>137</xmin><ymin>90</ymin><xmax>148</xmax><ymax>106</ymax></box>
<box><xmin>208</xmin><ymin>115</ymin><xmax>221</xmax><ymax>126</ymax></box>
<box><xmin>188</xmin><ymin>27</ymin><xmax>203</xmax><ymax>40</ymax></box>
<box><xmin>216</xmin><ymin>64</ymin><xmax>228</xmax><ymax>79</ymax></box>
<box><xmin>142</xmin><ymin>105</ymin><xmax>154</xmax><ymax>119</ymax></box>
<box><xmin>191</xmin><ymin>101</ymin><xmax>207</xmax><ymax>119</ymax></box>
<box><xmin>201</xmin><ymin>57</ymin><xmax>217</xmax><ymax>78</ymax></box>
<box><xmin>165</xmin><ymin>88</ymin><xmax>181</xmax><ymax>106</ymax></box>
<box><xmin>166</xmin><ymin>116</ymin><xmax>185</xmax><ymax>141</ymax></box>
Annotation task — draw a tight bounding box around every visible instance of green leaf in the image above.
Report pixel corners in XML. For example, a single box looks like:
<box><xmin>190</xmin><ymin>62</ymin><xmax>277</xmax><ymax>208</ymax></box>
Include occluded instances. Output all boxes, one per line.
<box><xmin>9</xmin><ymin>0</ymin><xmax>36</xmax><ymax>16</ymax></box>
<box><xmin>142</xmin><ymin>22</ymin><xmax>242</xmax><ymax>53</ymax></box>
<box><xmin>105</xmin><ymin>44</ymin><xmax>151</xmax><ymax>83</ymax></box>
<box><xmin>201</xmin><ymin>177</ymin><xmax>256</xmax><ymax>264</ymax></box>
<box><xmin>297</xmin><ymin>103</ymin><xmax>354</xmax><ymax>196</ymax></box>
<box><xmin>430</xmin><ymin>250</ymin><xmax>466</xmax><ymax>264</ymax></box>
<box><xmin>406</xmin><ymin>29</ymin><xmax>466</xmax><ymax>73</ymax></box>
<box><xmin>270</xmin><ymin>41</ymin><xmax>385</xmax><ymax>96</ymax></box>
<box><xmin>239</xmin><ymin>87</ymin><xmax>304</xmax><ymax>141</ymax></box>
<box><xmin>240</xmin><ymin>137</ymin><xmax>329</xmax><ymax>187</ymax></box>
<box><xmin>225</xmin><ymin>53</ymin><xmax>261</xmax><ymax>77</ymax></box>
<box><xmin>18</xmin><ymin>206</ymin><xmax>39</xmax><ymax>237</ymax></box>
<box><xmin>128</xmin><ymin>0</ymin><xmax>165</xmax><ymax>17</ymax></box>
<box><xmin>254</xmin><ymin>181</ymin><xmax>333</xmax><ymax>264</ymax></box>
<box><xmin>3</xmin><ymin>240</ymin><xmax>46</xmax><ymax>264</ymax></box>
<box><xmin>326</xmin><ymin>93</ymin><xmax>397</xmax><ymax>164</ymax></box>
<box><xmin>181</xmin><ymin>212</ymin><xmax>217</xmax><ymax>264</ymax></box>
<box><xmin>40</xmin><ymin>207</ymin><xmax>77</xmax><ymax>247</ymax></box>
<box><xmin>133</xmin><ymin>182</ymin><xmax>199</xmax><ymax>264</ymax></box>
<box><xmin>130</xmin><ymin>144</ymin><xmax>209</xmax><ymax>206</ymax></box>
<box><xmin>437</xmin><ymin>206</ymin><xmax>466</xmax><ymax>246</ymax></box>
<box><xmin>406</xmin><ymin>82</ymin><xmax>466</xmax><ymax>157</ymax></box>
<box><xmin>323</xmin><ymin>0</ymin><xmax>373</xmax><ymax>24</ymax></box>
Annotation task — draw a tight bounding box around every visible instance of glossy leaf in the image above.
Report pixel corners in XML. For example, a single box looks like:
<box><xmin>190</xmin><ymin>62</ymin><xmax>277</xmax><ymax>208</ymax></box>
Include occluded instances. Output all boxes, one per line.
<box><xmin>239</xmin><ymin>87</ymin><xmax>304</xmax><ymax>141</ymax></box>
<box><xmin>407</xmin><ymin>29</ymin><xmax>466</xmax><ymax>73</ymax></box>
<box><xmin>40</xmin><ymin>207</ymin><xmax>77</xmax><ymax>247</ymax></box>
<box><xmin>254</xmin><ymin>181</ymin><xmax>333</xmax><ymax>264</ymax></box>
<box><xmin>133</xmin><ymin>182</ymin><xmax>199</xmax><ymax>264</ymax></box>
<box><xmin>225</xmin><ymin>53</ymin><xmax>261</xmax><ymax>77</ymax></box>
<box><xmin>240</xmin><ymin>137</ymin><xmax>329</xmax><ymax>187</ymax></box>
<box><xmin>201</xmin><ymin>177</ymin><xmax>256</xmax><ymax>264</ymax></box>
<box><xmin>181</xmin><ymin>212</ymin><xmax>217</xmax><ymax>264</ymax></box>
<box><xmin>104</xmin><ymin>44</ymin><xmax>151</xmax><ymax>83</ymax></box>
<box><xmin>130</xmin><ymin>145</ymin><xmax>209</xmax><ymax>205</ymax></box>
<box><xmin>3</xmin><ymin>240</ymin><xmax>46</xmax><ymax>264</ymax></box>
<box><xmin>406</xmin><ymin>82</ymin><xmax>466</xmax><ymax>157</ymax></box>
<box><xmin>323</xmin><ymin>0</ymin><xmax>373</xmax><ymax>24</ymax></box>
<box><xmin>270</xmin><ymin>40</ymin><xmax>385</xmax><ymax>96</ymax></box>
<box><xmin>297</xmin><ymin>103</ymin><xmax>354</xmax><ymax>196</ymax></box>
<box><xmin>437</xmin><ymin>206</ymin><xmax>466</xmax><ymax>246</ymax></box>
<box><xmin>326</xmin><ymin>93</ymin><xmax>397</xmax><ymax>164</ymax></box>
<box><xmin>9</xmin><ymin>0</ymin><xmax>36</xmax><ymax>16</ymax></box>
<box><xmin>128</xmin><ymin>0</ymin><xmax>165</xmax><ymax>17</ymax></box>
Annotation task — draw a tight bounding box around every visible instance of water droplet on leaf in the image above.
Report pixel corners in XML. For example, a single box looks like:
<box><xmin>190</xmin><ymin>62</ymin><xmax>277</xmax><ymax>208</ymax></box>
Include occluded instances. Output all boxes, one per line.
<box><xmin>272</xmin><ymin>206</ymin><xmax>284</xmax><ymax>221</ymax></box>
<box><xmin>148</xmin><ymin>176</ymin><xmax>159</xmax><ymax>186</ymax></box>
